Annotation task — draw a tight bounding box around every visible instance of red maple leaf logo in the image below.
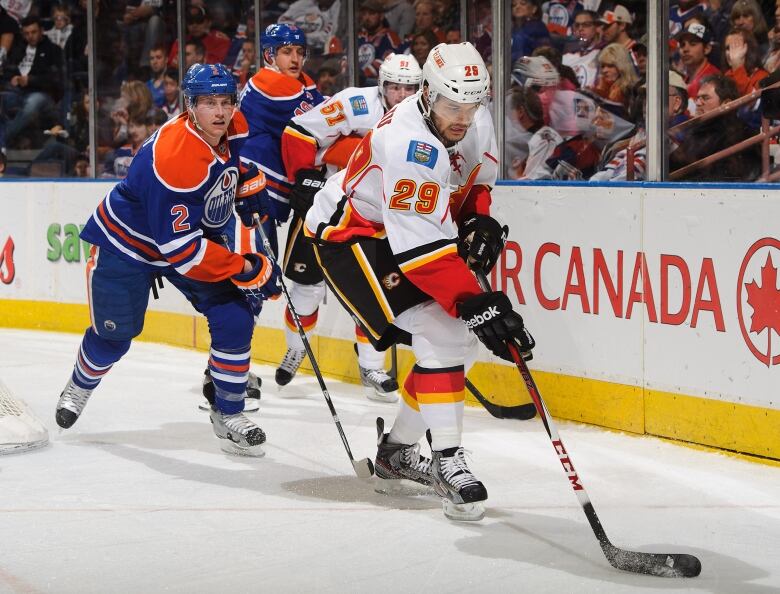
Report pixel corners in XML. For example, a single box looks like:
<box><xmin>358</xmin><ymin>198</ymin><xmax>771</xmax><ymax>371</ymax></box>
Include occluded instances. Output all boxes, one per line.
<box><xmin>745</xmin><ymin>252</ymin><xmax>780</xmax><ymax>366</ymax></box>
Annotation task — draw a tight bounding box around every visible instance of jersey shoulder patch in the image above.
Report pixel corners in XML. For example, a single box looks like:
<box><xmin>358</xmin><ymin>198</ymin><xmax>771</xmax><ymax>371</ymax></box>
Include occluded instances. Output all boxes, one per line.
<box><xmin>348</xmin><ymin>94</ymin><xmax>369</xmax><ymax>116</ymax></box>
<box><xmin>406</xmin><ymin>140</ymin><xmax>438</xmax><ymax>169</ymax></box>
<box><xmin>153</xmin><ymin>115</ymin><xmax>214</xmax><ymax>191</ymax></box>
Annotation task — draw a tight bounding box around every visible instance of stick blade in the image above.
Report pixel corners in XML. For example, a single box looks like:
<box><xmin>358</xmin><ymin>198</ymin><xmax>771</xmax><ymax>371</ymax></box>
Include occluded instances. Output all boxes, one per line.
<box><xmin>470</xmin><ymin>387</ymin><xmax>536</xmax><ymax>420</ymax></box>
<box><xmin>607</xmin><ymin>547</ymin><xmax>701</xmax><ymax>578</ymax></box>
<box><xmin>352</xmin><ymin>457</ymin><xmax>375</xmax><ymax>479</ymax></box>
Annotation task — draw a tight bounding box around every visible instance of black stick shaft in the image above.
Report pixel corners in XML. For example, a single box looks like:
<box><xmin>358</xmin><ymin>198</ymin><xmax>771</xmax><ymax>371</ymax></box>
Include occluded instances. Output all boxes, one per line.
<box><xmin>254</xmin><ymin>217</ymin><xmax>372</xmax><ymax>477</ymax></box>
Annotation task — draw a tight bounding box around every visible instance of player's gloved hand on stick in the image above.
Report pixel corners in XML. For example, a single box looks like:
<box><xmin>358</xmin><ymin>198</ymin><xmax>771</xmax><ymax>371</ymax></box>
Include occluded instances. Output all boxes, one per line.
<box><xmin>290</xmin><ymin>168</ymin><xmax>326</xmax><ymax>219</ymax></box>
<box><xmin>457</xmin><ymin>214</ymin><xmax>508</xmax><ymax>273</ymax></box>
<box><xmin>231</xmin><ymin>253</ymin><xmax>282</xmax><ymax>301</ymax></box>
<box><xmin>457</xmin><ymin>291</ymin><xmax>535</xmax><ymax>362</ymax></box>
<box><xmin>235</xmin><ymin>164</ymin><xmax>271</xmax><ymax>227</ymax></box>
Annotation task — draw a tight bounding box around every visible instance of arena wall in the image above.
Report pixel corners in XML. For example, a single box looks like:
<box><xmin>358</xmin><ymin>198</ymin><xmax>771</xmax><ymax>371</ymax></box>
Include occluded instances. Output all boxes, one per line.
<box><xmin>1</xmin><ymin>180</ymin><xmax>778</xmax><ymax>460</ymax></box>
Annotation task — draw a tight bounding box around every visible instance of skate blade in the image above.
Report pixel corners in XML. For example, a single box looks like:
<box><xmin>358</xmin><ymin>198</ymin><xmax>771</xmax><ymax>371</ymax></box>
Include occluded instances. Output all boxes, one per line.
<box><xmin>364</xmin><ymin>387</ymin><xmax>399</xmax><ymax>403</ymax></box>
<box><xmin>200</xmin><ymin>400</ymin><xmax>259</xmax><ymax>413</ymax></box>
<box><xmin>218</xmin><ymin>440</ymin><xmax>266</xmax><ymax>458</ymax></box>
<box><xmin>442</xmin><ymin>499</ymin><xmax>485</xmax><ymax>521</ymax></box>
<box><xmin>374</xmin><ymin>477</ymin><xmax>435</xmax><ymax>496</ymax></box>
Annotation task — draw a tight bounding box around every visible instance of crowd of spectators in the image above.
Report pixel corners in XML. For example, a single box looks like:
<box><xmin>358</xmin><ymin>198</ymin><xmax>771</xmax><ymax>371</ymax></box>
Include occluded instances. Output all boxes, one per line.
<box><xmin>1</xmin><ymin>0</ymin><xmax>778</xmax><ymax>180</ymax></box>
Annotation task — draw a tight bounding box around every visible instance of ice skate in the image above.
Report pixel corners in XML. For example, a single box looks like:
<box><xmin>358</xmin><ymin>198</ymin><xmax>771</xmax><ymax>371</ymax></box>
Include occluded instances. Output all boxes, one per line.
<box><xmin>275</xmin><ymin>348</ymin><xmax>305</xmax><ymax>386</ymax></box>
<box><xmin>374</xmin><ymin>418</ymin><xmax>434</xmax><ymax>495</ymax></box>
<box><xmin>431</xmin><ymin>447</ymin><xmax>488</xmax><ymax>521</ymax></box>
<box><xmin>55</xmin><ymin>378</ymin><xmax>94</xmax><ymax>429</ymax></box>
<box><xmin>200</xmin><ymin>368</ymin><xmax>260</xmax><ymax>412</ymax></box>
<box><xmin>359</xmin><ymin>366</ymin><xmax>399</xmax><ymax>403</ymax></box>
<box><xmin>209</xmin><ymin>407</ymin><xmax>266</xmax><ymax>457</ymax></box>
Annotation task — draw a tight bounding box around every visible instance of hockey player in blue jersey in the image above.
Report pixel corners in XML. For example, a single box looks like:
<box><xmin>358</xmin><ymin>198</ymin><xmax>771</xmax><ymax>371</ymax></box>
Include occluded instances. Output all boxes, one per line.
<box><xmin>55</xmin><ymin>63</ymin><xmax>281</xmax><ymax>457</ymax></box>
<box><xmin>236</xmin><ymin>24</ymin><xmax>325</xmax><ymax>258</ymax></box>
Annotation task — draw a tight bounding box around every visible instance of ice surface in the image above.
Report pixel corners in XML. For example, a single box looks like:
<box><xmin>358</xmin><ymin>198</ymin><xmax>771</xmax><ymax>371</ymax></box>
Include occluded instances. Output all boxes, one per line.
<box><xmin>1</xmin><ymin>329</ymin><xmax>778</xmax><ymax>593</ymax></box>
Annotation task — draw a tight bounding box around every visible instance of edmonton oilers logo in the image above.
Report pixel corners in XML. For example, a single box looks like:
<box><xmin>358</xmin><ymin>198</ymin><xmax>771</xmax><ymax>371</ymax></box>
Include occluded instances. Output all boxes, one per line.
<box><xmin>203</xmin><ymin>167</ymin><xmax>239</xmax><ymax>228</ymax></box>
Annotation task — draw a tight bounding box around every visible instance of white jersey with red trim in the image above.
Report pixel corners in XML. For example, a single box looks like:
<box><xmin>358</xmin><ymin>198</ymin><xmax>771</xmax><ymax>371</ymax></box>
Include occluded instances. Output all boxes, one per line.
<box><xmin>304</xmin><ymin>94</ymin><xmax>498</xmax><ymax>315</ymax></box>
<box><xmin>283</xmin><ymin>86</ymin><xmax>384</xmax><ymax>177</ymax></box>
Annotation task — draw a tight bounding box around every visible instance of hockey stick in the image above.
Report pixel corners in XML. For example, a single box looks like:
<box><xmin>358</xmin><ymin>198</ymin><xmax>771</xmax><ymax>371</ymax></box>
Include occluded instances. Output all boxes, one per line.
<box><xmin>254</xmin><ymin>216</ymin><xmax>374</xmax><ymax>479</ymax></box>
<box><xmin>475</xmin><ymin>271</ymin><xmax>701</xmax><ymax>578</ymax></box>
<box><xmin>388</xmin><ymin>344</ymin><xmax>398</xmax><ymax>382</ymax></box>
<box><xmin>465</xmin><ymin>377</ymin><xmax>536</xmax><ymax>420</ymax></box>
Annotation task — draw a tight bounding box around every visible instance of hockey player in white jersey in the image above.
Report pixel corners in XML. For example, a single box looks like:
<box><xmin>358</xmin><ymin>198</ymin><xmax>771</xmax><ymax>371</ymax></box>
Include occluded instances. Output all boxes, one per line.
<box><xmin>304</xmin><ymin>43</ymin><xmax>536</xmax><ymax>520</ymax></box>
<box><xmin>277</xmin><ymin>53</ymin><xmax>421</xmax><ymax>402</ymax></box>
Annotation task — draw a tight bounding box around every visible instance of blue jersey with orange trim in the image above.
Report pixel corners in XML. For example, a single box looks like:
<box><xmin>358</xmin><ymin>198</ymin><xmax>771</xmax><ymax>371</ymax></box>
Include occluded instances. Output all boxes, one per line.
<box><xmin>80</xmin><ymin>112</ymin><xmax>251</xmax><ymax>283</ymax></box>
<box><xmin>238</xmin><ymin>67</ymin><xmax>324</xmax><ymax>223</ymax></box>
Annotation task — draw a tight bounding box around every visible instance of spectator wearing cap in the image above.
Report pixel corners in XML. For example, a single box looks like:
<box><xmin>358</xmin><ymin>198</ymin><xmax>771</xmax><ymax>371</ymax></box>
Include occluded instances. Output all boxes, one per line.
<box><xmin>676</xmin><ymin>21</ymin><xmax>720</xmax><ymax>112</ymax></box>
<box><xmin>599</xmin><ymin>5</ymin><xmax>640</xmax><ymax>68</ymax></box>
<box><xmin>511</xmin><ymin>0</ymin><xmax>551</xmax><ymax>63</ymax></box>
<box><xmin>591</xmin><ymin>43</ymin><xmax>638</xmax><ymax>110</ymax></box>
<box><xmin>670</xmin><ymin>73</ymin><xmax>760</xmax><ymax>180</ymax></box>
<box><xmin>668</xmin><ymin>70</ymin><xmax>690</xmax><ymax>142</ymax></box>
<box><xmin>385</xmin><ymin>0</ymin><xmax>416</xmax><ymax>40</ymax></box>
<box><xmin>358</xmin><ymin>0</ymin><xmax>402</xmax><ymax>85</ymax></box>
<box><xmin>563</xmin><ymin>10</ymin><xmax>601</xmax><ymax>88</ymax></box>
<box><xmin>722</xmin><ymin>28</ymin><xmax>768</xmax><ymax>96</ymax></box>
<box><xmin>168</xmin><ymin>5</ymin><xmax>231</xmax><ymax>67</ymax></box>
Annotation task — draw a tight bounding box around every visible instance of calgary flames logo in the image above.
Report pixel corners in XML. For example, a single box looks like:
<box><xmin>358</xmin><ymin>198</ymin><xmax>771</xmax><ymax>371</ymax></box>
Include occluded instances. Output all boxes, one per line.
<box><xmin>382</xmin><ymin>272</ymin><xmax>400</xmax><ymax>290</ymax></box>
<box><xmin>737</xmin><ymin>237</ymin><xmax>780</xmax><ymax>367</ymax></box>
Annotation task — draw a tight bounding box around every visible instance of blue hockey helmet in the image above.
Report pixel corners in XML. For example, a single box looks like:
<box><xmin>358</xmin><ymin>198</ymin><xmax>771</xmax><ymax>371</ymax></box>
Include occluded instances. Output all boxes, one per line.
<box><xmin>182</xmin><ymin>63</ymin><xmax>237</xmax><ymax>106</ymax></box>
<box><xmin>261</xmin><ymin>23</ymin><xmax>308</xmax><ymax>59</ymax></box>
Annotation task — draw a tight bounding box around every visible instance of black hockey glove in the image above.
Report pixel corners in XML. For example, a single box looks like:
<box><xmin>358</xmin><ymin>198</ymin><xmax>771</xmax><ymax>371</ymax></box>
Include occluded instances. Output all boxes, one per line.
<box><xmin>290</xmin><ymin>168</ymin><xmax>326</xmax><ymax>220</ymax></box>
<box><xmin>457</xmin><ymin>291</ymin><xmax>535</xmax><ymax>362</ymax></box>
<box><xmin>235</xmin><ymin>164</ymin><xmax>271</xmax><ymax>227</ymax></box>
<box><xmin>457</xmin><ymin>214</ymin><xmax>508</xmax><ymax>273</ymax></box>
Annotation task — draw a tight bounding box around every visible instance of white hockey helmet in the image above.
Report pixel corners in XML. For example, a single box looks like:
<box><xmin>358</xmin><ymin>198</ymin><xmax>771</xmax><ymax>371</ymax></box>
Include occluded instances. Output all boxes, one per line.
<box><xmin>511</xmin><ymin>55</ymin><xmax>560</xmax><ymax>88</ymax></box>
<box><xmin>378</xmin><ymin>53</ymin><xmax>422</xmax><ymax>109</ymax></box>
<box><xmin>422</xmin><ymin>42</ymin><xmax>490</xmax><ymax>108</ymax></box>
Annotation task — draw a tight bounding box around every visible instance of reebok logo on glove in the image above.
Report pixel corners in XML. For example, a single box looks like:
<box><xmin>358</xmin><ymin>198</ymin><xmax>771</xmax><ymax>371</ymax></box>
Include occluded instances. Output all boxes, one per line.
<box><xmin>301</xmin><ymin>178</ymin><xmax>326</xmax><ymax>188</ymax></box>
<box><xmin>464</xmin><ymin>305</ymin><xmax>501</xmax><ymax>328</ymax></box>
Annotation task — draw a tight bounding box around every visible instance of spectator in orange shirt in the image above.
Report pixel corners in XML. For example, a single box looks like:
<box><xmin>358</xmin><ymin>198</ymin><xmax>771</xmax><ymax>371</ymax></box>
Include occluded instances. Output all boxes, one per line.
<box><xmin>723</xmin><ymin>28</ymin><xmax>768</xmax><ymax>96</ymax></box>
<box><xmin>591</xmin><ymin>43</ymin><xmax>638</xmax><ymax>110</ymax></box>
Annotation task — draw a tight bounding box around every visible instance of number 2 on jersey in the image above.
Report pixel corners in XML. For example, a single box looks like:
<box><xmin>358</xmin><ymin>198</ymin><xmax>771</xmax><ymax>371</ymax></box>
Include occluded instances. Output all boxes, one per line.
<box><xmin>171</xmin><ymin>205</ymin><xmax>190</xmax><ymax>232</ymax></box>
<box><xmin>388</xmin><ymin>179</ymin><xmax>440</xmax><ymax>215</ymax></box>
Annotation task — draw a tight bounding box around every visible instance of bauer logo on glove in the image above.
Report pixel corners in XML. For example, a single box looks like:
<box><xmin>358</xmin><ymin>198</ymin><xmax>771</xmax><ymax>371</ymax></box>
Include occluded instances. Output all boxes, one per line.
<box><xmin>235</xmin><ymin>164</ymin><xmax>271</xmax><ymax>227</ymax></box>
